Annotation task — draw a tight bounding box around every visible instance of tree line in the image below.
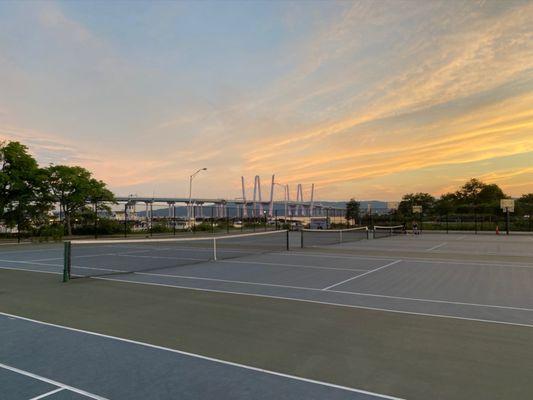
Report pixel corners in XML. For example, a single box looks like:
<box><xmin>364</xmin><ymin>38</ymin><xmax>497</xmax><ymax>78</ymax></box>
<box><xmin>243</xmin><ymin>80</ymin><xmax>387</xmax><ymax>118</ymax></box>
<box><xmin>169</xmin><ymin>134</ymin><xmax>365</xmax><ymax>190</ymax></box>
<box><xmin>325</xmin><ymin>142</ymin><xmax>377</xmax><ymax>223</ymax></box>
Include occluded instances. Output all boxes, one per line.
<box><xmin>1</xmin><ymin>141</ymin><xmax>114</xmax><ymax>237</ymax></box>
<box><xmin>346</xmin><ymin>179</ymin><xmax>533</xmax><ymax>223</ymax></box>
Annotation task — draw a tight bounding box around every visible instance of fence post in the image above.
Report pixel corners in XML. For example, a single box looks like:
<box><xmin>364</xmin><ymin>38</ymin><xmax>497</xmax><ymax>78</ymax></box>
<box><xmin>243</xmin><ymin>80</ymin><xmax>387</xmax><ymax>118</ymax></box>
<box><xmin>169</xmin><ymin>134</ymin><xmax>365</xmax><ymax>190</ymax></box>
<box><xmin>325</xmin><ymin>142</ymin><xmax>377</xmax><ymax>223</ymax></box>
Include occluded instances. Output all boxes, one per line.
<box><xmin>506</xmin><ymin>208</ymin><xmax>510</xmax><ymax>235</ymax></box>
<box><xmin>94</xmin><ymin>201</ymin><xmax>98</xmax><ymax>239</ymax></box>
<box><xmin>63</xmin><ymin>241</ymin><xmax>71</xmax><ymax>282</ymax></box>
<box><xmin>474</xmin><ymin>207</ymin><xmax>478</xmax><ymax>234</ymax></box>
<box><xmin>211</xmin><ymin>206</ymin><xmax>215</xmax><ymax>234</ymax></box>
<box><xmin>124</xmin><ymin>203</ymin><xmax>128</xmax><ymax>238</ymax></box>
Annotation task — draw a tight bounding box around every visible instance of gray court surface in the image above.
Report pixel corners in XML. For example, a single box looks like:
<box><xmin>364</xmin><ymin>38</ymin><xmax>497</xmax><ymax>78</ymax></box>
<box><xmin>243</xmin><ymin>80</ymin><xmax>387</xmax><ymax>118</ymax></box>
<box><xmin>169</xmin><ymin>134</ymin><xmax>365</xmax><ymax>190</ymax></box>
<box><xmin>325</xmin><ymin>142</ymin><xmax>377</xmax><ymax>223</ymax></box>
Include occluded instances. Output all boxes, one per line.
<box><xmin>2</xmin><ymin>233</ymin><xmax>533</xmax><ymax>326</ymax></box>
<box><xmin>1</xmin><ymin>231</ymin><xmax>533</xmax><ymax>399</ymax></box>
<box><xmin>0</xmin><ymin>314</ymin><xmax>386</xmax><ymax>400</ymax></box>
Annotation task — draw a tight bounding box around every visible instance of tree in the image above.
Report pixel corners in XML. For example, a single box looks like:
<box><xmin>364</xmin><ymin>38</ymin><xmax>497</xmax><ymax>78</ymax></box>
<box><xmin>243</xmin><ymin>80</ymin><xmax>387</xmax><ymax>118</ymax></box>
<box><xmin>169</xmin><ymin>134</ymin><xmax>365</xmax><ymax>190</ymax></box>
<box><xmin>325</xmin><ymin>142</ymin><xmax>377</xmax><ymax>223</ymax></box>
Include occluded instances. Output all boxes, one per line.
<box><xmin>398</xmin><ymin>193</ymin><xmax>435</xmax><ymax>216</ymax></box>
<box><xmin>46</xmin><ymin>165</ymin><xmax>115</xmax><ymax>235</ymax></box>
<box><xmin>0</xmin><ymin>141</ymin><xmax>52</xmax><ymax>235</ymax></box>
<box><xmin>516</xmin><ymin>194</ymin><xmax>533</xmax><ymax>216</ymax></box>
<box><xmin>455</xmin><ymin>178</ymin><xmax>485</xmax><ymax>203</ymax></box>
<box><xmin>454</xmin><ymin>179</ymin><xmax>506</xmax><ymax>213</ymax></box>
<box><xmin>345</xmin><ymin>199</ymin><xmax>360</xmax><ymax>225</ymax></box>
<box><xmin>434</xmin><ymin>193</ymin><xmax>457</xmax><ymax>215</ymax></box>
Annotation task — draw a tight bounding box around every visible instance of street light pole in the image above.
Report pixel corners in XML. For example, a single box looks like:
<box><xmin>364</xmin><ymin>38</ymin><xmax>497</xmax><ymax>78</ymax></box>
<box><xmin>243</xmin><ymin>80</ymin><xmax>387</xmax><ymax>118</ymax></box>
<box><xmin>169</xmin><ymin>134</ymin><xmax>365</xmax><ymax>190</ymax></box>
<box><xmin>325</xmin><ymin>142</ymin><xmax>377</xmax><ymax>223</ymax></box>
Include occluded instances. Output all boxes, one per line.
<box><xmin>188</xmin><ymin>168</ymin><xmax>207</xmax><ymax>221</ymax></box>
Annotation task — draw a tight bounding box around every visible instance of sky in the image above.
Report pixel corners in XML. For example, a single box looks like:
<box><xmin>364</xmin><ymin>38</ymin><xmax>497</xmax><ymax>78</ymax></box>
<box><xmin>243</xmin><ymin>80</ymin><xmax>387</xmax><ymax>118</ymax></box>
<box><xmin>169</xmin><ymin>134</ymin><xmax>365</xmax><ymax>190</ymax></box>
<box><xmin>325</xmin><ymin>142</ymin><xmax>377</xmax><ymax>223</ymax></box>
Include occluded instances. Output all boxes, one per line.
<box><xmin>0</xmin><ymin>0</ymin><xmax>532</xmax><ymax>202</ymax></box>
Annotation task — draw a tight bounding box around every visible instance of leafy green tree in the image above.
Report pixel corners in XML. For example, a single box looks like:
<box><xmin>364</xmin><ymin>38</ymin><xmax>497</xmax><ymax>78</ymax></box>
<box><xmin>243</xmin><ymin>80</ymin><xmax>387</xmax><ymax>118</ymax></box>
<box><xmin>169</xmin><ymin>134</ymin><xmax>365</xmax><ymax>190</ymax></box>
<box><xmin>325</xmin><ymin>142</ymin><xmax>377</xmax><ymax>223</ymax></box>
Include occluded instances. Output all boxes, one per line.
<box><xmin>434</xmin><ymin>193</ymin><xmax>457</xmax><ymax>215</ymax></box>
<box><xmin>0</xmin><ymin>141</ymin><xmax>52</xmax><ymax>235</ymax></box>
<box><xmin>345</xmin><ymin>199</ymin><xmax>360</xmax><ymax>225</ymax></box>
<box><xmin>516</xmin><ymin>194</ymin><xmax>533</xmax><ymax>216</ymax></box>
<box><xmin>398</xmin><ymin>193</ymin><xmax>435</xmax><ymax>216</ymax></box>
<box><xmin>46</xmin><ymin>165</ymin><xmax>115</xmax><ymax>235</ymax></box>
<box><xmin>455</xmin><ymin>178</ymin><xmax>485</xmax><ymax>203</ymax></box>
<box><xmin>454</xmin><ymin>179</ymin><xmax>506</xmax><ymax>213</ymax></box>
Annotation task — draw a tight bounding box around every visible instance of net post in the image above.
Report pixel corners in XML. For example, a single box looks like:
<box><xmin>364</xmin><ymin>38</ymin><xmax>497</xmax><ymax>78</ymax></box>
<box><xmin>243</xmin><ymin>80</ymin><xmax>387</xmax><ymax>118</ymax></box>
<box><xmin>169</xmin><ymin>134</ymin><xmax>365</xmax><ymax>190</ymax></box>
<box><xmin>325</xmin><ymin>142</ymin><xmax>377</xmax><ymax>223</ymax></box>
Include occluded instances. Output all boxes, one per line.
<box><xmin>62</xmin><ymin>241</ymin><xmax>71</xmax><ymax>282</ymax></box>
<box><xmin>339</xmin><ymin>230</ymin><xmax>343</xmax><ymax>244</ymax></box>
<box><xmin>286</xmin><ymin>230</ymin><xmax>290</xmax><ymax>251</ymax></box>
<box><xmin>213</xmin><ymin>237</ymin><xmax>217</xmax><ymax>261</ymax></box>
<box><xmin>300</xmin><ymin>230</ymin><xmax>304</xmax><ymax>248</ymax></box>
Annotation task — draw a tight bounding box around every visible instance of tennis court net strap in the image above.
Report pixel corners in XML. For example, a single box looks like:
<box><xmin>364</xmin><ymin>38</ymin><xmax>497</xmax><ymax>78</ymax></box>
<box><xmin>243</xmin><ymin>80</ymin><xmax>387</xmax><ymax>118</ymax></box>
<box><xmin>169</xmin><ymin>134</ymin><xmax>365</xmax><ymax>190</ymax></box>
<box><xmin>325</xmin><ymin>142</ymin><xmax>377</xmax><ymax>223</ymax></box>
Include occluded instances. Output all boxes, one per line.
<box><xmin>63</xmin><ymin>230</ymin><xmax>289</xmax><ymax>281</ymax></box>
<box><xmin>301</xmin><ymin>227</ymin><xmax>368</xmax><ymax>248</ymax></box>
<box><xmin>373</xmin><ymin>225</ymin><xmax>404</xmax><ymax>239</ymax></box>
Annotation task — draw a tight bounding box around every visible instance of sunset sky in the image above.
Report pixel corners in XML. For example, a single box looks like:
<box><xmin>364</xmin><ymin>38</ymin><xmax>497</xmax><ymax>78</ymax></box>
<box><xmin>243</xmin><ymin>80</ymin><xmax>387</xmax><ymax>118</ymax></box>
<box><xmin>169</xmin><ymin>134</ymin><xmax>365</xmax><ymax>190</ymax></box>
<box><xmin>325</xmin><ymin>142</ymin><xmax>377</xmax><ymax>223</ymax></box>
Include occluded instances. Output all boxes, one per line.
<box><xmin>1</xmin><ymin>0</ymin><xmax>532</xmax><ymax>201</ymax></box>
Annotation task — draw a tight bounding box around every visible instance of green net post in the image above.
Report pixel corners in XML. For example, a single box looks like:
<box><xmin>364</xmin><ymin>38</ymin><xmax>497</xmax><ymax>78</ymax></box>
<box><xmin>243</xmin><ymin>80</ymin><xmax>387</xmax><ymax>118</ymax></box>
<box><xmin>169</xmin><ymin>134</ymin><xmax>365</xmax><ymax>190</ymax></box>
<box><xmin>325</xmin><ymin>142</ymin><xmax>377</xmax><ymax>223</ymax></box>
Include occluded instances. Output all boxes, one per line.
<box><xmin>63</xmin><ymin>241</ymin><xmax>71</xmax><ymax>282</ymax></box>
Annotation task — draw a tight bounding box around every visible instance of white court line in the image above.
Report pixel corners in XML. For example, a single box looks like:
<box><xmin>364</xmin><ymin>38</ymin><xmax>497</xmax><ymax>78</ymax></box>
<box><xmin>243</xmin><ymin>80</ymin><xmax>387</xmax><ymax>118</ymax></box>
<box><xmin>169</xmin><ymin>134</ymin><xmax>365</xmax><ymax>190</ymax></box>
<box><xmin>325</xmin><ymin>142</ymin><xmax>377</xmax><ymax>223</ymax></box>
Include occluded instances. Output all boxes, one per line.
<box><xmin>13</xmin><ymin>249</ymin><xmax>533</xmax><ymax>272</ymax></box>
<box><xmin>0</xmin><ymin>259</ymin><xmax>64</xmax><ymax>268</ymax></box>
<box><xmin>3</xmin><ymin>262</ymin><xmax>532</xmax><ymax>328</ymax></box>
<box><xmin>0</xmin><ymin>362</ymin><xmax>108</xmax><ymax>400</ymax></box>
<box><xmin>134</xmin><ymin>272</ymin><xmax>319</xmax><ymax>291</ymax></box>
<box><xmin>93</xmin><ymin>277</ymin><xmax>533</xmax><ymax>329</ymax></box>
<box><xmin>29</xmin><ymin>388</ymin><xmax>65</xmax><ymax>400</ymax></box>
<box><xmin>426</xmin><ymin>243</ymin><xmax>448</xmax><ymax>251</ymax></box>
<box><xmin>32</xmin><ymin>249</ymin><xmax>152</xmax><ymax>262</ymax></box>
<box><xmin>5</xmin><ymin>261</ymin><xmax>533</xmax><ymax>315</ymax></box>
<box><xmin>0</xmin><ymin>266</ymin><xmax>61</xmax><ymax>275</ymax></box>
<box><xmin>0</xmin><ymin>247</ymin><xmax>58</xmax><ymax>254</ymax></box>
<box><xmin>132</xmin><ymin>267</ymin><xmax>533</xmax><ymax>313</ymax></box>
<box><xmin>4</xmin><ymin>260</ymin><xmax>533</xmax><ymax>315</ymax></box>
<box><xmin>322</xmin><ymin>260</ymin><xmax>402</xmax><ymax>291</ymax></box>
<box><xmin>1</xmin><ymin>255</ymin><xmax>369</xmax><ymax>275</ymax></box>
<box><xmin>5</xmin><ymin>248</ymin><xmax>532</xmax><ymax>272</ymax></box>
<box><xmin>0</xmin><ymin>313</ymin><xmax>402</xmax><ymax>400</ymax></box>
<box><xmin>219</xmin><ymin>259</ymin><xmax>369</xmax><ymax>272</ymax></box>
<box><xmin>0</xmin><ymin>241</ymin><xmax>32</xmax><ymax>246</ymax></box>
<box><xmin>0</xmin><ymin>259</ymin><xmax>129</xmax><ymax>275</ymax></box>
<box><xmin>280</xmin><ymin>251</ymin><xmax>533</xmax><ymax>269</ymax></box>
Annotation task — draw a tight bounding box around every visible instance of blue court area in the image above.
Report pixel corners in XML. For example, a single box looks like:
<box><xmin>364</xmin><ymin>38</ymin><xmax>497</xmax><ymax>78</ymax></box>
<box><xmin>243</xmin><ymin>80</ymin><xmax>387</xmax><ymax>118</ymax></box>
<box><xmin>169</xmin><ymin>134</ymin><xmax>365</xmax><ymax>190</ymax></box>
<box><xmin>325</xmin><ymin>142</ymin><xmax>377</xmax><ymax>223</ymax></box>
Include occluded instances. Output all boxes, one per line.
<box><xmin>1</xmin><ymin>314</ymin><xmax>390</xmax><ymax>400</ymax></box>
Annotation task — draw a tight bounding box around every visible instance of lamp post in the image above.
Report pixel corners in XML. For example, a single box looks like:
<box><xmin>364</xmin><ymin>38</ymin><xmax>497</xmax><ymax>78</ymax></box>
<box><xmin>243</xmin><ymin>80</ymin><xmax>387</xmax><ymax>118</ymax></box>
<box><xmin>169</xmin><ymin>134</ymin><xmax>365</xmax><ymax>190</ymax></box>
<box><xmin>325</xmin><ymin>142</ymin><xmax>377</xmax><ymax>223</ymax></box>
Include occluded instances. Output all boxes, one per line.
<box><xmin>188</xmin><ymin>168</ymin><xmax>207</xmax><ymax>223</ymax></box>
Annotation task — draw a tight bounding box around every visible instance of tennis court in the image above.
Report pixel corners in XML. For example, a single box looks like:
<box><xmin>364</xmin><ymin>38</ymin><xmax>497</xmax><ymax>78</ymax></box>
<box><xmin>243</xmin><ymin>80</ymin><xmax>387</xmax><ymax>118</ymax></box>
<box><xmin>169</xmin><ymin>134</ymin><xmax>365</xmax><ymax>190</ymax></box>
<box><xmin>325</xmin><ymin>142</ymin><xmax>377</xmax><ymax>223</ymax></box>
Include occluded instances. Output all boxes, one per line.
<box><xmin>1</xmin><ymin>229</ymin><xmax>533</xmax><ymax>399</ymax></box>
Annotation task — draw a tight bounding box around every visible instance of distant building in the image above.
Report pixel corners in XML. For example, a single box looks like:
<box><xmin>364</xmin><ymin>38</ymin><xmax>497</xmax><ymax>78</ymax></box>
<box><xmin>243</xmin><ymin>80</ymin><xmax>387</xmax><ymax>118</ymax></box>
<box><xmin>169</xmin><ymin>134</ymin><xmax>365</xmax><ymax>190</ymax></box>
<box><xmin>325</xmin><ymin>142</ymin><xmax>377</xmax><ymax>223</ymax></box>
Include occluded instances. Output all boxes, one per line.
<box><xmin>309</xmin><ymin>217</ymin><xmax>329</xmax><ymax>229</ymax></box>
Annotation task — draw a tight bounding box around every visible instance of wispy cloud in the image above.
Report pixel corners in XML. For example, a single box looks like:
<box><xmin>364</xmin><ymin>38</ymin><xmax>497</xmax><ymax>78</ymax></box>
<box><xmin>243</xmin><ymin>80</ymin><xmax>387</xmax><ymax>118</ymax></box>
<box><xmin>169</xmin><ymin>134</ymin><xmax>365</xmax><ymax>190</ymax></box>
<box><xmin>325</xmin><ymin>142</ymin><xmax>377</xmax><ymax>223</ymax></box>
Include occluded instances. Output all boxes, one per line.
<box><xmin>0</xmin><ymin>0</ymin><xmax>531</xmax><ymax>199</ymax></box>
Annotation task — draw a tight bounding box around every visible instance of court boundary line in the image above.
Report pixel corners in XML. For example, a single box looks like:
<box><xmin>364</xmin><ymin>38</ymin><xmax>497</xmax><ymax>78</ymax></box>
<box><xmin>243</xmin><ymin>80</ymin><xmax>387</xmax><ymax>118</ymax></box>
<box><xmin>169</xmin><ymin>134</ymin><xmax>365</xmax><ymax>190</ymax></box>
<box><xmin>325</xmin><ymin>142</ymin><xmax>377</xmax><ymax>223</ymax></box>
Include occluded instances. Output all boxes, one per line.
<box><xmin>281</xmin><ymin>251</ymin><xmax>533</xmax><ymax>269</ymax></box>
<box><xmin>219</xmin><ymin>259</ymin><xmax>370</xmax><ymax>272</ymax></box>
<box><xmin>0</xmin><ymin>265</ymin><xmax>61</xmax><ymax>275</ymax></box>
<box><xmin>3</xmin><ymin>263</ymin><xmax>533</xmax><ymax>314</ymax></box>
<box><xmin>322</xmin><ymin>260</ymin><xmax>402</xmax><ymax>290</ymax></box>
<box><xmin>426</xmin><ymin>243</ymin><xmax>447</xmax><ymax>251</ymax></box>
<box><xmin>94</xmin><ymin>276</ymin><xmax>533</xmax><ymax>329</ymax></box>
<box><xmin>4</xmin><ymin>249</ymin><xmax>533</xmax><ymax>271</ymax></box>
<box><xmin>136</xmin><ymin>267</ymin><xmax>533</xmax><ymax>314</ymax></box>
<box><xmin>2</xmin><ymin>266</ymin><xmax>533</xmax><ymax>328</ymax></box>
<box><xmin>0</xmin><ymin>362</ymin><xmax>108</xmax><ymax>400</ymax></box>
<box><xmin>134</xmin><ymin>272</ymin><xmax>324</xmax><ymax>291</ymax></box>
<box><xmin>1</xmin><ymin>256</ymin><xmax>372</xmax><ymax>275</ymax></box>
<box><xmin>30</xmin><ymin>388</ymin><xmax>65</xmax><ymax>400</ymax></box>
<box><xmin>0</xmin><ymin>312</ymin><xmax>403</xmax><ymax>400</ymax></box>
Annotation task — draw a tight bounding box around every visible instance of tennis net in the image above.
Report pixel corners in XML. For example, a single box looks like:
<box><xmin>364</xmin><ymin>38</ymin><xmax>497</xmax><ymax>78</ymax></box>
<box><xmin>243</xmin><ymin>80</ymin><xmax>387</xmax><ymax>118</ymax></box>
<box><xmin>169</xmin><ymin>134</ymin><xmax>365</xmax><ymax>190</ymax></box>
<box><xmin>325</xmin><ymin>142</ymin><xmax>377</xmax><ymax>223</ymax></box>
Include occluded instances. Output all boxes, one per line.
<box><xmin>373</xmin><ymin>225</ymin><xmax>404</xmax><ymax>239</ymax></box>
<box><xmin>300</xmin><ymin>227</ymin><xmax>368</xmax><ymax>248</ymax></box>
<box><xmin>63</xmin><ymin>230</ymin><xmax>289</xmax><ymax>280</ymax></box>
